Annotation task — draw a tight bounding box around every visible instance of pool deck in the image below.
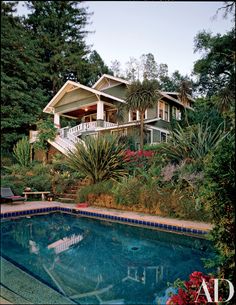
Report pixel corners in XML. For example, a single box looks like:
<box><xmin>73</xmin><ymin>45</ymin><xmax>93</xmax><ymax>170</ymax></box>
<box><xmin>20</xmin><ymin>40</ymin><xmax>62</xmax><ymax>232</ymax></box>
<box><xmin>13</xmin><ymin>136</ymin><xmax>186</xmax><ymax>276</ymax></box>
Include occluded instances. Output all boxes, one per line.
<box><xmin>0</xmin><ymin>201</ymin><xmax>213</xmax><ymax>234</ymax></box>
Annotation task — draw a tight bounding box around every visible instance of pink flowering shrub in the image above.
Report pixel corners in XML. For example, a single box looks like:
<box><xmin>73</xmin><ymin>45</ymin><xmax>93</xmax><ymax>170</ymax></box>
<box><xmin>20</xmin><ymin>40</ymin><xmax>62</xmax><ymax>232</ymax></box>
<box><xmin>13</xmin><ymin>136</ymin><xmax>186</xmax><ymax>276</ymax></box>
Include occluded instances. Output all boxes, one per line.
<box><xmin>166</xmin><ymin>271</ymin><xmax>222</xmax><ymax>305</ymax></box>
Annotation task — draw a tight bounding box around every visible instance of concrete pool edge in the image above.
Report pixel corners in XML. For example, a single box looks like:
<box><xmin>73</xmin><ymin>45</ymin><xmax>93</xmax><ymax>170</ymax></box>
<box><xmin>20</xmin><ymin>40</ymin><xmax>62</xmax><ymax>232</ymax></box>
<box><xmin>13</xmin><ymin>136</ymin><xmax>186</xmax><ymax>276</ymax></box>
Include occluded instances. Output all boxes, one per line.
<box><xmin>0</xmin><ymin>202</ymin><xmax>212</xmax><ymax>237</ymax></box>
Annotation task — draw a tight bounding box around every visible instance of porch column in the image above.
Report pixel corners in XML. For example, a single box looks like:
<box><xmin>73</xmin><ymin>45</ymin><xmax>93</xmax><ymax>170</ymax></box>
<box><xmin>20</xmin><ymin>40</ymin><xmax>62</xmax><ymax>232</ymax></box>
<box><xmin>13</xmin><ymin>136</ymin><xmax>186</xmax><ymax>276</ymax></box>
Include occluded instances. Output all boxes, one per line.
<box><xmin>97</xmin><ymin>99</ymin><xmax>104</xmax><ymax>127</ymax></box>
<box><xmin>137</xmin><ymin>111</ymin><xmax>140</xmax><ymax>120</ymax></box>
<box><xmin>54</xmin><ymin>113</ymin><xmax>61</xmax><ymax>129</ymax></box>
<box><xmin>128</xmin><ymin>111</ymin><xmax>132</xmax><ymax>122</ymax></box>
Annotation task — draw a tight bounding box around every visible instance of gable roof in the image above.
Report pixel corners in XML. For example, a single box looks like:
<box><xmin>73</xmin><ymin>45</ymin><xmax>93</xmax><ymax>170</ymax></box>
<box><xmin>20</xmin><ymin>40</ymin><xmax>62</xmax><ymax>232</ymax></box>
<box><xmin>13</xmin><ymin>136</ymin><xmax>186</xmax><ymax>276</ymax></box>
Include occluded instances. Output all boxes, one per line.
<box><xmin>160</xmin><ymin>91</ymin><xmax>194</xmax><ymax>109</ymax></box>
<box><xmin>92</xmin><ymin>74</ymin><xmax>130</xmax><ymax>89</ymax></box>
<box><xmin>43</xmin><ymin>80</ymin><xmax>126</xmax><ymax>114</ymax></box>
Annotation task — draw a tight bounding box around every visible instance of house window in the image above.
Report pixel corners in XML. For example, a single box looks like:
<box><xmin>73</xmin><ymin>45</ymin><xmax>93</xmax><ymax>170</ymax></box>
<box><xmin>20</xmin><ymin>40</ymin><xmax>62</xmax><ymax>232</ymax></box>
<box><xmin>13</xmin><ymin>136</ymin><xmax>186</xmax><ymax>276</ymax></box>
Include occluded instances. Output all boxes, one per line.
<box><xmin>158</xmin><ymin>101</ymin><xmax>164</xmax><ymax>119</ymax></box>
<box><xmin>129</xmin><ymin>111</ymin><xmax>137</xmax><ymax>122</ymax></box>
<box><xmin>164</xmin><ymin>103</ymin><xmax>169</xmax><ymax>121</ymax></box>
<box><xmin>172</xmin><ymin>106</ymin><xmax>177</xmax><ymax>119</ymax></box>
<box><xmin>172</xmin><ymin>106</ymin><xmax>181</xmax><ymax>120</ymax></box>
<box><xmin>158</xmin><ymin>101</ymin><xmax>169</xmax><ymax>121</ymax></box>
<box><xmin>129</xmin><ymin>110</ymin><xmax>147</xmax><ymax>121</ymax></box>
<box><xmin>161</xmin><ymin>132</ymin><xmax>167</xmax><ymax>142</ymax></box>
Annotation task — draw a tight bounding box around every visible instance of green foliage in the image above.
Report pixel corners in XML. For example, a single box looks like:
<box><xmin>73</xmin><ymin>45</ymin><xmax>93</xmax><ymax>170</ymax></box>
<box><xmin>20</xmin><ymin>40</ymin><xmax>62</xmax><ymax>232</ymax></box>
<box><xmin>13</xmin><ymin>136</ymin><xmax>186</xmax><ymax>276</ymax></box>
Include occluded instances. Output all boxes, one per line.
<box><xmin>66</xmin><ymin>135</ymin><xmax>128</xmax><ymax>184</ymax></box>
<box><xmin>160</xmin><ymin>122</ymin><xmax>228</xmax><ymax>165</ymax></box>
<box><xmin>77</xmin><ymin>180</ymin><xmax>113</xmax><ymax>203</ymax></box>
<box><xmin>13</xmin><ymin>136</ymin><xmax>31</xmax><ymax>167</ymax></box>
<box><xmin>25</xmin><ymin>1</ymin><xmax>91</xmax><ymax>94</ymax></box>
<box><xmin>199</xmin><ymin>133</ymin><xmax>235</xmax><ymax>281</ymax></box>
<box><xmin>49</xmin><ymin>153</ymin><xmax>83</xmax><ymax>194</ymax></box>
<box><xmin>113</xmin><ymin>177</ymin><xmax>142</xmax><ymax>206</ymax></box>
<box><xmin>1</xmin><ymin>1</ymin><xmax>47</xmax><ymax>151</ymax></box>
<box><xmin>1</xmin><ymin>162</ymin><xmax>52</xmax><ymax>194</ymax></box>
<box><xmin>193</xmin><ymin>29</ymin><xmax>235</xmax><ymax>97</ymax></box>
<box><xmin>1</xmin><ymin>1</ymin><xmax>110</xmax><ymax>152</ymax></box>
<box><xmin>125</xmin><ymin>79</ymin><xmax>160</xmax><ymax>150</ymax></box>
<box><xmin>33</xmin><ymin>119</ymin><xmax>57</xmax><ymax>151</ymax></box>
<box><xmin>86</xmin><ymin>50</ymin><xmax>113</xmax><ymax>86</ymax></box>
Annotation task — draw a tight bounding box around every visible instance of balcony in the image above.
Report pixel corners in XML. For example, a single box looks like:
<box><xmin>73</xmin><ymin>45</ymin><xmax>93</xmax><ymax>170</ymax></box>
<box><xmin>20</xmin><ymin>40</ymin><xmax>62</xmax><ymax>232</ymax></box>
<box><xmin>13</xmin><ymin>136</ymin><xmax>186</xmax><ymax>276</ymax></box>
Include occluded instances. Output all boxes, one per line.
<box><xmin>60</xmin><ymin>121</ymin><xmax>117</xmax><ymax>140</ymax></box>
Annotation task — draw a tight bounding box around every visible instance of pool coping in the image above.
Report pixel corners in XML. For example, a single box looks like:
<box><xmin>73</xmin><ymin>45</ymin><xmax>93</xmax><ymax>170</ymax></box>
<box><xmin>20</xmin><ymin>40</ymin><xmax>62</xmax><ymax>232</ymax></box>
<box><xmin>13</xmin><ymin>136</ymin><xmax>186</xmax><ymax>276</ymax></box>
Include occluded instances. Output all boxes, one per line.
<box><xmin>0</xmin><ymin>202</ymin><xmax>213</xmax><ymax>237</ymax></box>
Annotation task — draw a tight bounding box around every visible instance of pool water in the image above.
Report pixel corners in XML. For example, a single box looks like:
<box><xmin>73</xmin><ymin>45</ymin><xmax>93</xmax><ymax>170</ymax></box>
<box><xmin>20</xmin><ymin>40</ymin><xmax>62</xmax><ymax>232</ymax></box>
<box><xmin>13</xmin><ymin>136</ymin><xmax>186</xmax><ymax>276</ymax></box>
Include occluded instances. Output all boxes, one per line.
<box><xmin>1</xmin><ymin>213</ymin><xmax>213</xmax><ymax>304</ymax></box>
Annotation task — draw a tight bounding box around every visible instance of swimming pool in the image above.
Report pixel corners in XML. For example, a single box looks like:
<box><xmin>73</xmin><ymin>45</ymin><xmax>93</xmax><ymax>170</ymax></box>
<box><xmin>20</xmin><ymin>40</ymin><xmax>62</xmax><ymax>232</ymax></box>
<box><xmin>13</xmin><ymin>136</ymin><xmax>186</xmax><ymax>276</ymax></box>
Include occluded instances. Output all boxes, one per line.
<box><xmin>1</xmin><ymin>213</ymin><xmax>213</xmax><ymax>304</ymax></box>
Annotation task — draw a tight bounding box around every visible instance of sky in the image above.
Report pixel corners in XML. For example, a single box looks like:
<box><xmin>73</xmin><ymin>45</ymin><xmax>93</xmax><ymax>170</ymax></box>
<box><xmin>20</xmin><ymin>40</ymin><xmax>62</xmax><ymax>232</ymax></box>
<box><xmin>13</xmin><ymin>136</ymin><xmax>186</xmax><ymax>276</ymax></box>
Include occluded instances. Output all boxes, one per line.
<box><xmin>17</xmin><ymin>1</ymin><xmax>233</xmax><ymax>77</ymax></box>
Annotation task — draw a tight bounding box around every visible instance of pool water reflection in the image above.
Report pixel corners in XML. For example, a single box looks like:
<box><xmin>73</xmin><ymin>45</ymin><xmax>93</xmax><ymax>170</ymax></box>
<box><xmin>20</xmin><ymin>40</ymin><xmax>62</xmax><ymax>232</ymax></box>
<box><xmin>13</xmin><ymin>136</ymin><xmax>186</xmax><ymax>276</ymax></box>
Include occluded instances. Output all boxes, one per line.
<box><xmin>1</xmin><ymin>213</ymin><xmax>213</xmax><ymax>304</ymax></box>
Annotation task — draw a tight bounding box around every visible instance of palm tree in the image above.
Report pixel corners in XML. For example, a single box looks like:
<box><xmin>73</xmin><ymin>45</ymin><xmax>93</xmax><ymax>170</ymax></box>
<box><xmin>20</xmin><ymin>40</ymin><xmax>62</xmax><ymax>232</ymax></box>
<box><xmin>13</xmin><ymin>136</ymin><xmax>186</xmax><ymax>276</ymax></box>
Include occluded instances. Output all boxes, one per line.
<box><xmin>178</xmin><ymin>80</ymin><xmax>192</xmax><ymax>126</ymax></box>
<box><xmin>125</xmin><ymin>79</ymin><xmax>159</xmax><ymax>150</ymax></box>
<box><xmin>213</xmin><ymin>87</ymin><xmax>234</xmax><ymax>131</ymax></box>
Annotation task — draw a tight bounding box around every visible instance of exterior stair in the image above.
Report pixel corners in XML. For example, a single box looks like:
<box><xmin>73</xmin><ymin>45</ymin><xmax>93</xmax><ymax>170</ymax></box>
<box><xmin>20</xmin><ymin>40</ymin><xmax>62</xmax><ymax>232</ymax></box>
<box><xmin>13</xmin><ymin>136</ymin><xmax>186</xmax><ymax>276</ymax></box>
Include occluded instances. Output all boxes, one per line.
<box><xmin>57</xmin><ymin>179</ymin><xmax>90</xmax><ymax>204</ymax></box>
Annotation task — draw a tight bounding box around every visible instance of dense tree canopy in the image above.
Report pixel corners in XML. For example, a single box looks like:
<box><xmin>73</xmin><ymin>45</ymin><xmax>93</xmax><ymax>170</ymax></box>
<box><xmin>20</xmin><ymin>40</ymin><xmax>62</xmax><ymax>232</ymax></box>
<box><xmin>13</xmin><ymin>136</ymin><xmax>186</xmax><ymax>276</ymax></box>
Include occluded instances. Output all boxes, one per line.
<box><xmin>1</xmin><ymin>1</ymin><xmax>47</xmax><ymax>151</ymax></box>
<box><xmin>193</xmin><ymin>29</ymin><xmax>235</xmax><ymax>97</ymax></box>
<box><xmin>1</xmin><ymin>1</ymin><xmax>110</xmax><ymax>152</ymax></box>
<box><xmin>25</xmin><ymin>1</ymin><xmax>92</xmax><ymax>95</ymax></box>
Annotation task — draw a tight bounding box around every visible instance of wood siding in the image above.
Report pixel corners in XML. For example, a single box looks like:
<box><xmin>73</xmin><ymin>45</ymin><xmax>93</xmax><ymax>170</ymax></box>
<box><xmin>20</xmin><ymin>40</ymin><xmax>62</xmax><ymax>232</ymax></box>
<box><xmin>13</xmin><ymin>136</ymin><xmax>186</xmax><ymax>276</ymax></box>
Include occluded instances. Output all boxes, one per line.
<box><xmin>102</xmin><ymin>84</ymin><xmax>127</xmax><ymax>99</ymax></box>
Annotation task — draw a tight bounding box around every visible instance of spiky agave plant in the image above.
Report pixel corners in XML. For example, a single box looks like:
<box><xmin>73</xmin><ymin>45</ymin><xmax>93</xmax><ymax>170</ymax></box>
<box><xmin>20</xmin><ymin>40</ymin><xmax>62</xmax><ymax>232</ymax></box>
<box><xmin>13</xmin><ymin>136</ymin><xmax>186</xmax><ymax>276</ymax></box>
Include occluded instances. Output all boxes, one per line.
<box><xmin>66</xmin><ymin>135</ymin><xmax>128</xmax><ymax>184</ymax></box>
<box><xmin>160</xmin><ymin>122</ymin><xmax>228</xmax><ymax>164</ymax></box>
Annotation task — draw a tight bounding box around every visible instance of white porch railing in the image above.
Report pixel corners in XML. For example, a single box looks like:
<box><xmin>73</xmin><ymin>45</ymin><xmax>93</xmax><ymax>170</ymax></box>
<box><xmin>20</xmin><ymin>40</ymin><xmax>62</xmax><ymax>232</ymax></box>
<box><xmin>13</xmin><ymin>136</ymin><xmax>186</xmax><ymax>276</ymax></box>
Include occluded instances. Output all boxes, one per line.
<box><xmin>103</xmin><ymin>121</ymin><xmax>117</xmax><ymax>128</ymax></box>
<box><xmin>68</xmin><ymin>121</ymin><xmax>98</xmax><ymax>137</ymax></box>
<box><xmin>60</xmin><ymin>121</ymin><xmax>117</xmax><ymax>139</ymax></box>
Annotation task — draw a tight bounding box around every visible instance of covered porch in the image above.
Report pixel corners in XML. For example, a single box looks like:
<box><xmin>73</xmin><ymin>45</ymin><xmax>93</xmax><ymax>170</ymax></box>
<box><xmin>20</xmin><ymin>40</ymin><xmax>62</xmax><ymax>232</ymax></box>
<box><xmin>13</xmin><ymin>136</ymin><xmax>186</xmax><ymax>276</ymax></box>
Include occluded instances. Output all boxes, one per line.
<box><xmin>43</xmin><ymin>80</ymin><xmax>125</xmax><ymax>131</ymax></box>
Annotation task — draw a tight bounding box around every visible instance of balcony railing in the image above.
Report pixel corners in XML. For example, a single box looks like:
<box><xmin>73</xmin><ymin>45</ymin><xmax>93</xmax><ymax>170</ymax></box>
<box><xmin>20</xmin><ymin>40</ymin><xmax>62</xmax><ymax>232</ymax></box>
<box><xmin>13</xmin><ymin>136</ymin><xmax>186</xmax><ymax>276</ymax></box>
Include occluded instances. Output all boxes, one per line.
<box><xmin>60</xmin><ymin>121</ymin><xmax>117</xmax><ymax>139</ymax></box>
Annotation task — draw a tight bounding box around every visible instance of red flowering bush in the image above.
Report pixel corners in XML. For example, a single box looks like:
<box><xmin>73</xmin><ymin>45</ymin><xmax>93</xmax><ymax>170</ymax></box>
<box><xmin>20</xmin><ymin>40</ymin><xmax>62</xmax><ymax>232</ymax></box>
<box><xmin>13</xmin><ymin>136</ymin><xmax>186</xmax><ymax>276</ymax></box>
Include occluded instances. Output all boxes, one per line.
<box><xmin>124</xmin><ymin>150</ymin><xmax>154</xmax><ymax>173</ymax></box>
<box><xmin>166</xmin><ymin>271</ymin><xmax>223</xmax><ymax>305</ymax></box>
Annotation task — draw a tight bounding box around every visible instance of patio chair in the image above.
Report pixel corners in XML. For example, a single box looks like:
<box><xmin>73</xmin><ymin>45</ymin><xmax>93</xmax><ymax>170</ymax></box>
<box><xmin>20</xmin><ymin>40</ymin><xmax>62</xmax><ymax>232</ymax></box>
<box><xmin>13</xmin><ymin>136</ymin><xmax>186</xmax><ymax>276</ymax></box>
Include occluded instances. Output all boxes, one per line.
<box><xmin>0</xmin><ymin>187</ymin><xmax>26</xmax><ymax>204</ymax></box>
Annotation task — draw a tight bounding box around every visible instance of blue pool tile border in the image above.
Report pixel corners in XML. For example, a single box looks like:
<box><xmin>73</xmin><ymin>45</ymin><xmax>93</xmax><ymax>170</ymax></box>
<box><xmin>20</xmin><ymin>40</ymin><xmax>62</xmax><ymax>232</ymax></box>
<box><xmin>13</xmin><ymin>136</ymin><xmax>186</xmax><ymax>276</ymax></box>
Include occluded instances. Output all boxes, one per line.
<box><xmin>0</xmin><ymin>206</ymin><xmax>209</xmax><ymax>236</ymax></box>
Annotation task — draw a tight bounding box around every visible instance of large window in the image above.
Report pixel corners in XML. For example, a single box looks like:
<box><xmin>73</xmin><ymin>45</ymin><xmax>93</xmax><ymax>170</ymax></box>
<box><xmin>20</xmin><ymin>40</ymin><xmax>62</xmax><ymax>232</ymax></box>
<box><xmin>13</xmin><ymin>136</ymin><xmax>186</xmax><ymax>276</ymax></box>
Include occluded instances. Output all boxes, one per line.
<box><xmin>158</xmin><ymin>101</ymin><xmax>169</xmax><ymax>121</ymax></box>
<box><xmin>129</xmin><ymin>110</ymin><xmax>147</xmax><ymax>122</ymax></box>
<box><xmin>172</xmin><ymin>106</ymin><xmax>181</xmax><ymax>120</ymax></box>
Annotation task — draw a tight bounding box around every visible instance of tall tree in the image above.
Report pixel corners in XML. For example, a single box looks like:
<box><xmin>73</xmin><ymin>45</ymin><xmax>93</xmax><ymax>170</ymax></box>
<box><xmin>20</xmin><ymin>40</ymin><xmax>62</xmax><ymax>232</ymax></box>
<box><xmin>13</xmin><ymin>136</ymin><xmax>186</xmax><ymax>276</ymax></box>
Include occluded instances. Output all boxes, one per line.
<box><xmin>125</xmin><ymin>57</ymin><xmax>140</xmax><ymax>81</ymax></box>
<box><xmin>1</xmin><ymin>1</ymin><xmax>47</xmax><ymax>152</ymax></box>
<box><xmin>25</xmin><ymin>1</ymin><xmax>92</xmax><ymax>95</ymax></box>
<box><xmin>125</xmin><ymin>80</ymin><xmax>159</xmax><ymax>150</ymax></box>
<box><xmin>140</xmin><ymin>53</ymin><xmax>158</xmax><ymax>80</ymax></box>
<box><xmin>110</xmin><ymin>60</ymin><xmax>122</xmax><ymax>77</ymax></box>
<box><xmin>193</xmin><ymin>29</ymin><xmax>235</xmax><ymax>97</ymax></box>
<box><xmin>86</xmin><ymin>50</ymin><xmax>113</xmax><ymax>86</ymax></box>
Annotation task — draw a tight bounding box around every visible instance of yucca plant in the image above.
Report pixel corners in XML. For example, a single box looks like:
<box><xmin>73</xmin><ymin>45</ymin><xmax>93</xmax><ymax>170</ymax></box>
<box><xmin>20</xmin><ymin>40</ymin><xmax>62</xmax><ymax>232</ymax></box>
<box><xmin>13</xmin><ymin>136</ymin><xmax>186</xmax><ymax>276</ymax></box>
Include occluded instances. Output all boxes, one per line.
<box><xmin>160</xmin><ymin>122</ymin><xmax>228</xmax><ymax>164</ymax></box>
<box><xmin>13</xmin><ymin>136</ymin><xmax>31</xmax><ymax>167</ymax></box>
<box><xmin>66</xmin><ymin>135</ymin><xmax>128</xmax><ymax>184</ymax></box>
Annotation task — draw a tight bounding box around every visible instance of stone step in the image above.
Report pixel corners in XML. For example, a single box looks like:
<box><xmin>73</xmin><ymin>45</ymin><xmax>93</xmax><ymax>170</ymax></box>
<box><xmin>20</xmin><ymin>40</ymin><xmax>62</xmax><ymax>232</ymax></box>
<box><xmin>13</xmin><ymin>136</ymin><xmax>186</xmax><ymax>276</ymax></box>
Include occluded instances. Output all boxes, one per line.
<box><xmin>1</xmin><ymin>257</ymin><xmax>75</xmax><ymax>304</ymax></box>
<box><xmin>66</xmin><ymin>190</ymin><xmax>77</xmax><ymax>194</ymax></box>
<box><xmin>58</xmin><ymin>197</ymin><xmax>76</xmax><ymax>203</ymax></box>
<box><xmin>60</xmin><ymin>194</ymin><xmax>77</xmax><ymax>199</ymax></box>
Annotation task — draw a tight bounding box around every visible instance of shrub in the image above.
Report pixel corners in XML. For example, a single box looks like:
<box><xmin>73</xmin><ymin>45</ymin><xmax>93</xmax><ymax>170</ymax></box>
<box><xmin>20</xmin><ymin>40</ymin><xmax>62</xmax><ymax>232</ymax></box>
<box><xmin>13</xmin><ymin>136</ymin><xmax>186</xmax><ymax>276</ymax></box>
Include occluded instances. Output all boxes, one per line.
<box><xmin>199</xmin><ymin>133</ymin><xmax>235</xmax><ymax>282</ymax></box>
<box><xmin>167</xmin><ymin>271</ymin><xmax>222</xmax><ymax>305</ymax></box>
<box><xmin>66</xmin><ymin>135</ymin><xmax>128</xmax><ymax>184</ymax></box>
<box><xmin>113</xmin><ymin>177</ymin><xmax>142</xmax><ymax>206</ymax></box>
<box><xmin>77</xmin><ymin>180</ymin><xmax>114</xmax><ymax>203</ymax></box>
<box><xmin>160</xmin><ymin>122</ymin><xmax>228</xmax><ymax>165</ymax></box>
<box><xmin>124</xmin><ymin>149</ymin><xmax>154</xmax><ymax>175</ymax></box>
<box><xmin>13</xmin><ymin>136</ymin><xmax>31</xmax><ymax>167</ymax></box>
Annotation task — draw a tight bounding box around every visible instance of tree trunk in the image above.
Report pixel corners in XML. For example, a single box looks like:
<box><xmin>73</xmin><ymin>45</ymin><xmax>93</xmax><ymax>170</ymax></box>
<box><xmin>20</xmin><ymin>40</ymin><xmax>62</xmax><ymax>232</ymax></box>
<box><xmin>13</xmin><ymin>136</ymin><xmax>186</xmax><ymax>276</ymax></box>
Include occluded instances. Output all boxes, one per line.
<box><xmin>140</xmin><ymin>111</ymin><xmax>145</xmax><ymax>151</ymax></box>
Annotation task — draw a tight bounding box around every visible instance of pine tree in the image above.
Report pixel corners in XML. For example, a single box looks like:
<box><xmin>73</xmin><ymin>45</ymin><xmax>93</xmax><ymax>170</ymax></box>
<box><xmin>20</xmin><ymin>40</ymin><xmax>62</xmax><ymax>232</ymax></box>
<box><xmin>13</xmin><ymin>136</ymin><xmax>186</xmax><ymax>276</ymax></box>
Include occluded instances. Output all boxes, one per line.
<box><xmin>1</xmin><ymin>1</ymin><xmax>47</xmax><ymax>152</ymax></box>
<box><xmin>25</xmin><ymin>1</ymin><xmax>92</xmax><ymax>95</ymax></box>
